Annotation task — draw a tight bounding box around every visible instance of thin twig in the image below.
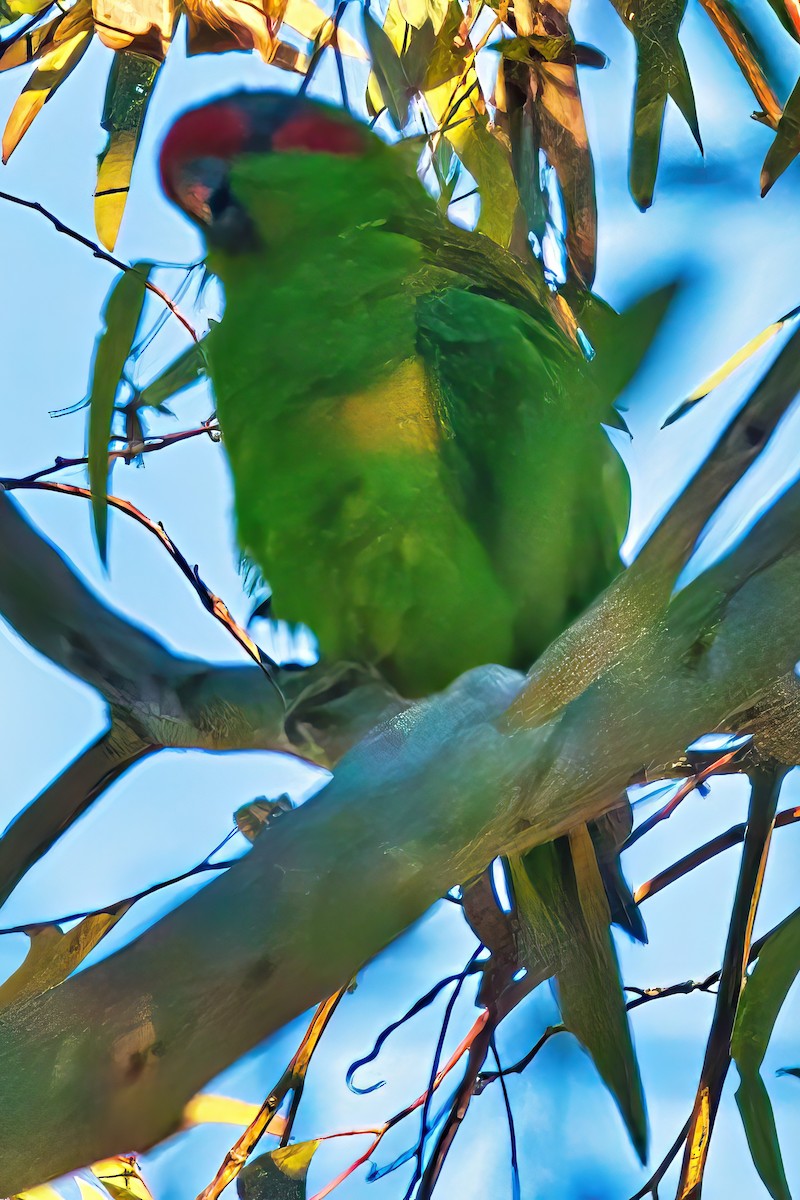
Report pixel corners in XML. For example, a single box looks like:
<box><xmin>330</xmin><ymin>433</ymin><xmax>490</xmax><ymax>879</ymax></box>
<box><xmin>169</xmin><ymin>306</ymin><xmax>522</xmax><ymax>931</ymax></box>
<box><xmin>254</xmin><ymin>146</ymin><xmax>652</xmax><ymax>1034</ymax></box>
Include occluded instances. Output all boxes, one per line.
<box><xmin>634</xmin><ymin>803</ymin><xmax>800</xmax><ymax>904</ymax></box>
<box><xmin>0</xmin><ymin>831</ymin><xmax>239</xmax><ymax>937</ymax></box>
<box><xmin>10</xmin><ymin>422</ymin><xmax>220</xmax><ymax>485</ymax></box>
<box><xmin>627</xmin><ymin>1117</ymin><xmax>693</xmax><ymax>1200</ymax></box>
<box><xmin>199</xmin><ymin>989</ymin><xmax>346</xmax><ymax>1200</ymax></box>
<box><xmin>490</xmin><ymin>1035</ymin><xmax>520</xmax><ymax>1200</ymax></box>
<box><xmin>0</xmin><ymin>478</ymin><xmax>283</xmax><ymax>702</ymax></box>
<box><xmin>0</xmin><ymin>190</ymin><xmax>199</xmax><ymax>343</ymax></box>
<box><xmin>405</xmin><ymin>948</ymin><xmax>483</xmax><ymax>1198</ymax></box>
<box><xmin>676</xmin><ymin>764</ymin><xmax>786</xmax><ymax>1199</ymax></box>
<box><xmin>417</xmin><ymin>1009</ymin><xmax>496</xmax><ymax>1199</ymax></box>
<box><xmin>627</xmin><ymin>750</ymin><xmax>741</xmax><ymax>846</ymax></box>
<box><xmin>309</xmin><ymin>1010</ymin><xmax>490</xmax><ymax>1200</ymax></box>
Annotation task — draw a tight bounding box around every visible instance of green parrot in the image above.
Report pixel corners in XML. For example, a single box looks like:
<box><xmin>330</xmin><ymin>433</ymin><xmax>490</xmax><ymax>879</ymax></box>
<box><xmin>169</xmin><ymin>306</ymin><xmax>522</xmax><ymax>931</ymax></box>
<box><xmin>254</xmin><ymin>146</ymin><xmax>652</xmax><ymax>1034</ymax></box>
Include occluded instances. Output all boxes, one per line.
<box><xmin>159</xmin><ymin>91</ymin><xmax>648</xmax><ymax>1153</ymax></box>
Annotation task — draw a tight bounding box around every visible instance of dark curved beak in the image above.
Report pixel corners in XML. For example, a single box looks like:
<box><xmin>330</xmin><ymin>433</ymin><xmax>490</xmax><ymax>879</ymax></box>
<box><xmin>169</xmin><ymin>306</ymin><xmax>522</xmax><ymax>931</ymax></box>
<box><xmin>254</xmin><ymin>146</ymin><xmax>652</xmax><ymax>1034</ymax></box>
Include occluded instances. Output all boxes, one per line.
<box><xmin>175</xmin><ymin>155</ymin><xmax>260</xmax><ymax>254</ymax></box>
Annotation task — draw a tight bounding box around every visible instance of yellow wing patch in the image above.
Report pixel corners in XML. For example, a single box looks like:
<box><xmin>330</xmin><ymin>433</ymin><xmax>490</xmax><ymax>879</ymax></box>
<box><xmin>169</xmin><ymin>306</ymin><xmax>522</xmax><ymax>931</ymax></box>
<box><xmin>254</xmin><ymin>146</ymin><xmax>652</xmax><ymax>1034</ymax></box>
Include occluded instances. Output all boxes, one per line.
<box><xmin>339</xmin><ymin>357</ymin><xmax>439</xmax><ymax>454</ymax></box>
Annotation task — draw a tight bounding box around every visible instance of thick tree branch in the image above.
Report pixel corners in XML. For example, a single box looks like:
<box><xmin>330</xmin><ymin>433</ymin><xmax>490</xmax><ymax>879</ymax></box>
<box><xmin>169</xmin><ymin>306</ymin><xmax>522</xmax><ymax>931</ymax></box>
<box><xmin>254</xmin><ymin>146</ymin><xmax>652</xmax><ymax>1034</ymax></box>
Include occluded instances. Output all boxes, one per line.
<box><xmin>2</xmin><ymin>470</ymin><xmax>800</xmax><ymax>1189</ymax></box>
<box><xmin>0</xmin><ymin>728</ymin><xmax>155</xmax><ymax>910</ymax></box>
<box><xmin>0</xmin><ymin>494</ymin><xmax>406</xmax><ymax>904</ymax></box>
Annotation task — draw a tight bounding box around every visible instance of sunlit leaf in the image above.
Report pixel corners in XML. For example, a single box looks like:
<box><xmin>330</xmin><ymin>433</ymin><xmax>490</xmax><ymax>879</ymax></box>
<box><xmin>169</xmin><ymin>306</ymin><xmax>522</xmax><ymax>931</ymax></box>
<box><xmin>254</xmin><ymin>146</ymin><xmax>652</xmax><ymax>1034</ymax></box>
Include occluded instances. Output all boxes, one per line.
<box><xmin>283</xmin><ymin>0</ymin><xmax>364</xmax><ymax>58</ymax></box>
<box><xmin>762</xmin><ymin>76</ymin><xmax>800</xmax><ymax>195</ymax></box>
<box><xmin>397</xmin><ymin>0</ymin><xmax>449</xmax><ymax>32</ymax></box>
<box><xmin>761</xmin><ymin>0</ymin><xmax>800</xmax><ymax>42</ymax></box>
<box><xmin>237</xmin><ymin>1142</ymin><xmax>320</xmax><ymax>1200</ymax></box>
<box><xmin>184</xmin><ymin>0</ymin><xmax>281</xmax><ymax>59</ymax></box>
<box><xmin>95</xmin><ymin>50</ymin><xmax>161</xmax><ymax>250</ymax></box>
<box><xmin>0</xmin><ymin>9</ymin><xmax>72</xmax><ymax>72</ymax></box>
<box><xmin>0</xmin><ymin>0</ymin><xmax>51</xmax><ymax>32</ymax></box>
<box><xmin>90</xmin><ymin>1156</ymin><xmax>155</xmax><ymax>1200</ymax></box>
<box><xmin>731</xmin><ymin>904</ymin><xmax>800</xmax><ymax>1200</ymax></box>
<box><xmin>661</xmin><ymin>304</ymin><xmax>800</xmax><ymax>426</ymax></box>
<box><xmin>2</xmin><ymin>0</ymin><xmax>93</xmax><ymax>162</ymax></box>
<box><xmin>0</xmin><ymin>904</ymin><xmax>130</xmax><ymax>1010</ymax></box>
<box><xmin>14</xmin><ymin>1184</ymin><xmax>64</xmax><ymax>1200</ymax></box>
<box><xmin>87</xmin><ymin>263</ymin><xmax>152</xmax><ymax>563</ymax></box>
<box><xmin>183</xmin><ymin>1093</ymin><xmax>287</xmax><ymax>1134</ymax></box>
<box><xmin>699</xmin><ymin>0</ymin><xmax>781</xmax><ymax>129</ymax></box>
<box><xmin>363</xmin><ymin>9</ymin><xmax>414</xmax><ymax>127</ymax></box>
<box><xmin>443</xmin><ymin>107</ymin><xmax>520</xmax><ymax>248</ymax></box>
<box><xmin>92</xmin><ymin>0</ymin><xmax>177</xmax><ymax>53</ymax></box>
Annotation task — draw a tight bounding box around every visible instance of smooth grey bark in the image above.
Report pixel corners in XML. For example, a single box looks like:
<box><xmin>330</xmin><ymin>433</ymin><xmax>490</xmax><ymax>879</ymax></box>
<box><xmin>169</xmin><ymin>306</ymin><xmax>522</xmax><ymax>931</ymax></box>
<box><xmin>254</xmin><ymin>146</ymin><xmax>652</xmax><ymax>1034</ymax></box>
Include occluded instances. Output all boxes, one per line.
<box><xmin>2</xmin><ymin>468</ymin><xmax>800</xmax><ymax>1189</ymax></box>
<box><xmin>1</xmin><ymin>332</ymin><xmax>800</xmax><ymax>1190</ymax></box>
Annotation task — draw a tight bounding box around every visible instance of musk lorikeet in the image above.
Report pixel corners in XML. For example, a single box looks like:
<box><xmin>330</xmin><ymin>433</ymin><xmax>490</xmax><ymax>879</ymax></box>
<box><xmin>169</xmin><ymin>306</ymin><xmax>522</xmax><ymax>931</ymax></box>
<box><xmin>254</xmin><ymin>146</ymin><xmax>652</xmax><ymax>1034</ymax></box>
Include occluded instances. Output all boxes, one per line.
<box><xmin>159</xmin><ymin>91</ymin><xmax>648</xmax><ymax>1156</ymax></box>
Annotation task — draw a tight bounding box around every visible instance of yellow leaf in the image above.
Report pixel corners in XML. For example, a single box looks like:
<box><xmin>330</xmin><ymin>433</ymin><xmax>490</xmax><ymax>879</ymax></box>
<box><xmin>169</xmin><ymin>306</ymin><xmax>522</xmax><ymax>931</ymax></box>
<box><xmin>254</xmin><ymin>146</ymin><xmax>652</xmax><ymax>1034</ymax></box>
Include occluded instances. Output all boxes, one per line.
<box><xmin>90</xmin><ymin>1155</ymin><xmax>154</xmax><ymax>1200</ymax></box>
<box><xmin>662</xmin><ymin>306</ymin><xmax>800</xmax><ymax>425</ymax></box>
<box><xmin>0</xmin><ymin>0</ymin><xmax>51</xmax><ymax>31</ymax></box>
<box><xmin>92</xmin><ymin>0</ymin><xmax>178</xmax><ymax>55</ymax></box>
<box><xmin>2</xmin><ymin>0</ymin><xmax>93</xmax><ymax>162</ymax></box>
<box><xmin>271</xmin><ymin>1140</ymin><xmax>320</xmax><ymax>1180</ymax></box>
<box><xmin>0</xmin><ymin>10</ymin><xmax>66</xmax><ymax>72</ymax></box>
<box><xmin>183</xmin><ymin>1092</ymin><xmax>288</xmax><ymax>1135</ymax></box>
<box><xmin>94</xmin><ymin>50</ymin><xmax>161</xmax><ymax>249</ymax></box>
<box><xmin>15</xmin><ymin>1185</ymin><xmax>64</xmax><ymax>1200</ymax></box>
<box><xmin>283</xmin><ymin>0</ymin><xmax>365</xmax><ymax>57</ymax></box>
<box><xmin>76</xmin><ymin>1182</ymin><xmax>106</xmax><ymax>1200</ymax></box>
<box><xmin>184</xmin><ymin>0</ymin><xmax>278</xmax><ymax>60</ymax></box>
<box><xmin>0</xmin><ymin>904</ymin><xmax>129</xmax><ymax>1009</ymax></box>
<box><xmin>687</xmin><ymin>321</ymin><xmax>789</xmax><ymax>403</ymax></box>
<box><xmin>681</xmin><ymin>1088</ymin><xmax>711</xmax><ymax>1197</ymax></box>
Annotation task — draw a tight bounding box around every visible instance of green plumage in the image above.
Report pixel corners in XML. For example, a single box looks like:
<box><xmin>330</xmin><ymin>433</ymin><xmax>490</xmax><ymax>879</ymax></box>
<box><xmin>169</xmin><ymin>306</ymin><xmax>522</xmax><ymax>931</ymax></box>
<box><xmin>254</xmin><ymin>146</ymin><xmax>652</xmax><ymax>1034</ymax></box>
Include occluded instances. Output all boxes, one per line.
<box><xmin>206</xmin><ymin>137</ymin><xmax>627</xmax><ymax>696</ymax></box>
<box><xmin>165</xmin><ymin>95</ymin><xmax>651</xmax><ymax>1157</ymax></box>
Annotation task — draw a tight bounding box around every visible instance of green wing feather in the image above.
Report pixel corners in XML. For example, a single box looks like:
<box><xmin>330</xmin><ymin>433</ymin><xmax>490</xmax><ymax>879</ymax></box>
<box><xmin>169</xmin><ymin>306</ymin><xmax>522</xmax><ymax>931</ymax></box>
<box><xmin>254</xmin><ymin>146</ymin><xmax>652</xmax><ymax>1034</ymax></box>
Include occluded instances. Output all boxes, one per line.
<box><xmin>172</xmin><ymin>104</ymin><xmax>648</xmax><ymax>1151</ymax></box>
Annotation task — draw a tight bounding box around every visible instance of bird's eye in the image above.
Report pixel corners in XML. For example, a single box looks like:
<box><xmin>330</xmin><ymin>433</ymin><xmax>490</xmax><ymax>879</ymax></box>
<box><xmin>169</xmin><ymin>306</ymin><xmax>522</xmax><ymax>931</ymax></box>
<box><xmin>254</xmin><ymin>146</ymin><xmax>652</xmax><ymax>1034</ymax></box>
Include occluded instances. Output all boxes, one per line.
<box><xmin>209</xmin><ymin>181</ymin><xmax>235</xmax><ymax>220</ymax></box>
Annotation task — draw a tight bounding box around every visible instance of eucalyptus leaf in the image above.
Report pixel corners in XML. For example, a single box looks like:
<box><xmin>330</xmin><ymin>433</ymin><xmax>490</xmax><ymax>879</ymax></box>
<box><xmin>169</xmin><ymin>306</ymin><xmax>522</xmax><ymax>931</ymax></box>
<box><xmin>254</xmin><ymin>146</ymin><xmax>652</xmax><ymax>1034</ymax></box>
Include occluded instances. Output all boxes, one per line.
<box><xmin>731</xmin><ymin>904</ymin><xmax>800</xmax><ymax>1200</ymax></box>
<box><xmin>95</xmin><ymin>50</ymin><xmax>161</xmax><ymax>251</ymax></box>
<box><xmin>762</xmin><ymin>76</ymin><xmax>800</xmax><ymax>195</ymax></box>
<box><xmin>87</xmin><ymin>263</ymin><xmax>152</xmax><ymax>563</ymax></box>
<box><xmin>237</xmin><ymin>1142</ymin><xmax>320</xmax><ymax>1200</ymax></box>
<box><xmin>609</xmin><ymin>0</ymin><xmax>701</xmax><ymax>209</ymax></box>
<box><xmin>509</xmin><ymin>827</ymin><xmax>647</xmax><ymax>1160</ymax></box>
<box><xmin>136</xmin><ymin>342</ymin><xmax>208</xmax><ymax>411</ymax></box>
<box><xmin>362</xmin><ymin>10</ymin><xmax>412</xmax><ymax>128</ymax></box>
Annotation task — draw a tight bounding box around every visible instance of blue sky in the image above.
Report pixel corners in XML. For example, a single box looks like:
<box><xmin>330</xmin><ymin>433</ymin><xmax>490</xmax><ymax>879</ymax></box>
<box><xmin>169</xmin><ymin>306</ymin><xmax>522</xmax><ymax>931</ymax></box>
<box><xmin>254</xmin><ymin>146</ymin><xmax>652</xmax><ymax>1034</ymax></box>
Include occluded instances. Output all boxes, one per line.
<box><xmin>1</xmin><ymin>2</ymin><xmax>800</xmax><ymax>1197</ymax></box>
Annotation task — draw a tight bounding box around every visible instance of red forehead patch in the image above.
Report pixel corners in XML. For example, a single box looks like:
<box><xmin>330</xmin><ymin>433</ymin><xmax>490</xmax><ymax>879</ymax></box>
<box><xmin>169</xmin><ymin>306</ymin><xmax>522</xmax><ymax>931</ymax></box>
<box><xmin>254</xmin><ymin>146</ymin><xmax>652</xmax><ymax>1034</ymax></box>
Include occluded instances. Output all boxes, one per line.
<box><xmin>159</xmin><ymin>103</ymin><xmax>250</xmax><ymax>199</ymax></box>
<box><xmin>272</xmin><ymin>110</ymin><xmax>366</xmax><ymax>156</ymax></box>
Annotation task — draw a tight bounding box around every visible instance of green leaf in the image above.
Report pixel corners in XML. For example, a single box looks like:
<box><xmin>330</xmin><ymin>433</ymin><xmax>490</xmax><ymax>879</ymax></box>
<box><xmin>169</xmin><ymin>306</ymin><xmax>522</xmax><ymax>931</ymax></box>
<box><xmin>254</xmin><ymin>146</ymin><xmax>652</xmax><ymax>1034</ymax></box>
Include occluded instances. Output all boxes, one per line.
<box><xmin>136</xmin><ymin>341</ymin><xmax>208</xmax><ymax>411</ymax></box>
<box><xmin>445</xmin><ymin>113</ymin><xmax>520</xmax><ymax>249</ymax></box>
<box><xmin>362</xmin><ymin>10</ymin><xmax>412</xmax><ymax>128</ymax></box>
<box><xmin>762</xmin><ymin>0</ymin><xmax>800</xmax><ymax>43</ymax></box>
<box><xmin>734</xmin><ymin>1071</ymin><xmax>791</xmax><ymax>1200</ymax></box>
<box><xmin>0</xmin><ymin>0</ymin><xmax>51</xmax><ymax>32</ymax></box>
<box><xmin>396</xmin><ymin>0</ymin><xmax>448</xmax><ymax>32</ymax></box>
<box><xmin>731</xmin><ymin>904</ymin><xmax>800</xmax><ymax>1200</ymax></box>
<box><xmin>237</xmin><ymin>1142</ymin><xmax>320</xmax><ymax>1199</ymax></box>
<box><xmin>0</xmin><ymin>904</ymin><xmax>130</xmax><ymax>1010</ymax></box>
<box><xmin>88</xmin><ymin>263</ymin><xmax>152</xmax><ymax>563</ymax></box>
<box><xmin>494</xmin><ymin>33</ymin><xmax>572</xmax><ymax>64</ymax></box>
<box><xmin>95</xmin><ymin>50</ymin><xmax>162</xmax><ymax>251</ymax></box>
<box><xmin>609</xmin><ymin>0</ymin><xmax>702</xmax><ymax>209</ymax></box>
<box><xmin>509</xmin><ymin>827</ymin><xmax>647</xmax><ymax>1161</ymax></box>
<box><xmin>580</xmin><ymin>281</ymin><xmax>678</xmax><ymax>405</ymax></box>
<box><xmin>762</xmin><ymin>76</ymin><xmax>800</xmax><ymax>195</ymax></box>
